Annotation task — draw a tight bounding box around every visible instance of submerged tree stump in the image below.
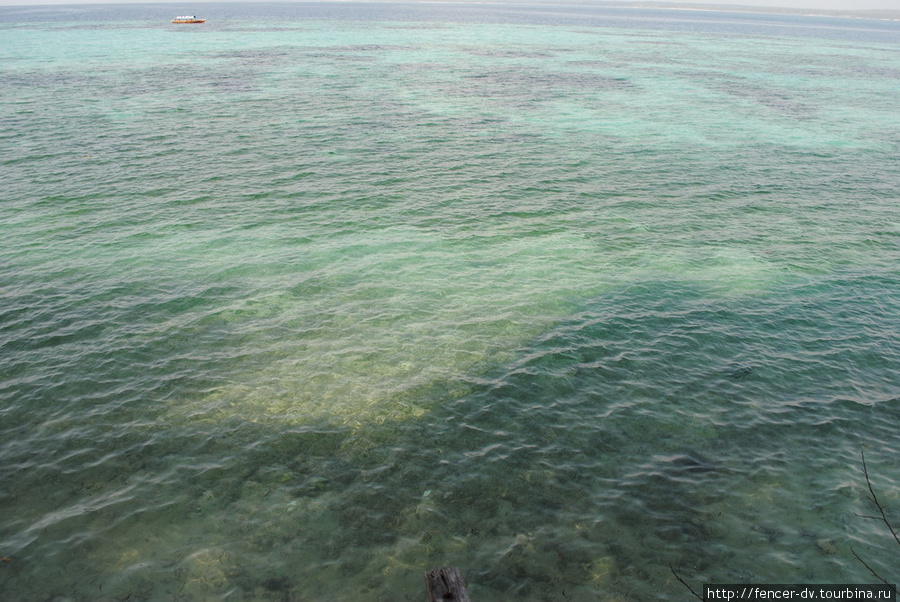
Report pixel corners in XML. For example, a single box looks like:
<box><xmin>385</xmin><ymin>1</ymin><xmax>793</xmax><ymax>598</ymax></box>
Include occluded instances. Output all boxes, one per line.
<box><xmin>424</xmin><ymin>566</ymin><xmax>471</xmax><ymax>602</ymax></box>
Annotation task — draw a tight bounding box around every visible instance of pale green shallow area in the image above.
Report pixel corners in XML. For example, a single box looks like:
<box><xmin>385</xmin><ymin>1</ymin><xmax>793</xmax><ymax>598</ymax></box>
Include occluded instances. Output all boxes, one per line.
<box><xmin>1</xmin><ymin>3</ymin><xmax>900</xmax><ymax>600</ymax></box>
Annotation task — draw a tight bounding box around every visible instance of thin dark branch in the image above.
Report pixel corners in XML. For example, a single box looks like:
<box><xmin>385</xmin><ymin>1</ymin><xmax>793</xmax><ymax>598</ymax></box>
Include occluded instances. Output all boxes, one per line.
<box><xmin>849</xmin><ymin>545</ymin><xmax>890</xmax><ymax>585</ymax></box>
<box><xmin>669</xmin><ymin>564</ymin><xmax>703</xmax><ymax>601</ymax></box>
<box><xmin>861</xmin><ymin>449</ymin><xmax>900</xmax><ymax>547</ymax></box>
<box><xmin>854</xmin><ymin>513</ymin><xmax>882</xmax><ymax>521</ymax></box>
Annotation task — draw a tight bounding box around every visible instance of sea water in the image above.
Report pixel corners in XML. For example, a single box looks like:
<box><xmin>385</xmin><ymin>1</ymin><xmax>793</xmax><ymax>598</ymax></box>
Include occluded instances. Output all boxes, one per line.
<box><xmin>1</xmin><ymin>2</ymin><xmax>899</xmax><ymax>600</ymax></box>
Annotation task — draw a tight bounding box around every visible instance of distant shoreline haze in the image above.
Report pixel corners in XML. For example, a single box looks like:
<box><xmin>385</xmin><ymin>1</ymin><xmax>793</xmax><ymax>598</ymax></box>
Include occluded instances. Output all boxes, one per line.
<box><xmin>0</xmin><ymin>0</ymin><xmax>899</xmax><ymax>19</ymax></box>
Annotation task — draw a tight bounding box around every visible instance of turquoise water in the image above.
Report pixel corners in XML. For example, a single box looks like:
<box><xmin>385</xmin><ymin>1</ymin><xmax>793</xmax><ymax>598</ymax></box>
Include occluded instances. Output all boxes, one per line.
<box><xmin>2</xmin><ymin>3</ymin><xmax>900</xmax><ymax>599</ymax></box>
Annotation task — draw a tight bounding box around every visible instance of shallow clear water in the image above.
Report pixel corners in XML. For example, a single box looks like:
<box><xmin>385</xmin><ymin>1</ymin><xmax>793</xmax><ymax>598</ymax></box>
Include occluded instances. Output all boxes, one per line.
<box><xmin>2</xmin><ymin>2</ymin><xmax>900</xmax><ymax>600</ymax></box>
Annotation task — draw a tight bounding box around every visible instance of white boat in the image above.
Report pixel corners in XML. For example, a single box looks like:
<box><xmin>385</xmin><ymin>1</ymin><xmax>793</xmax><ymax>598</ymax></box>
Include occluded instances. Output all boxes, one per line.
<box><xmin>171</xmin><ymin>15</ymin><xmax>205</xmax><ymax>24</ymax></box>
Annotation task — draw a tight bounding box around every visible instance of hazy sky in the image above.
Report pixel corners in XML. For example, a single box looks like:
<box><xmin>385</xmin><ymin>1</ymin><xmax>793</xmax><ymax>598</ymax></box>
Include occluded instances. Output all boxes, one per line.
<box><xmin>654</xmin><ymin>0</ymin><xmax>900</xmax><ymax>10</ymax></box>
<box><xmin>0</xmin><ymin>0</ymin><xmax>897</xmax><ymax>11</ymax></box>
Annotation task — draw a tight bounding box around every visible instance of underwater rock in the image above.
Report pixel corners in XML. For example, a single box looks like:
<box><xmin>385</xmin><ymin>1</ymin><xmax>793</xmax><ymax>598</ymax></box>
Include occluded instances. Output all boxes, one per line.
<box><xmin>816</xmin><ymin>538</ymin><xmax>838</xmax><ymax>555</ymax></box>
<box><xmin>181</xmin><ymin>548</ymin><xmax>230</xmax><ymax>596</ymax></box>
